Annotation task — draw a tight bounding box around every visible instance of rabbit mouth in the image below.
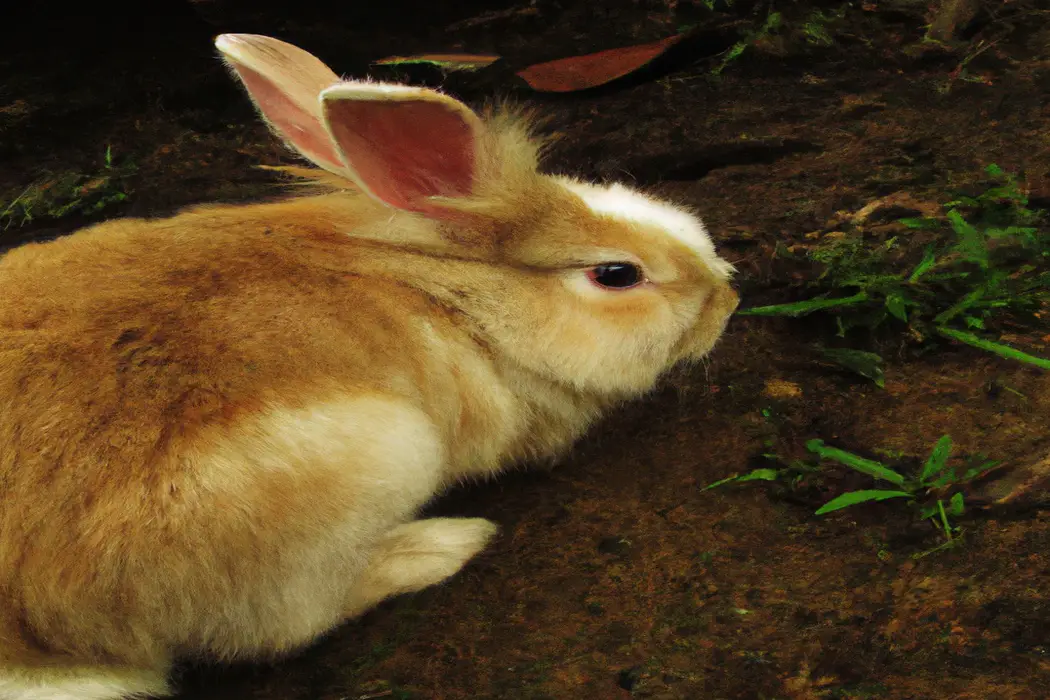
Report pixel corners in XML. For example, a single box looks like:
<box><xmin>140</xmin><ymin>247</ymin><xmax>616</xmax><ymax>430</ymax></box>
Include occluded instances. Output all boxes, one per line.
<box><xmin>673</xmin><ymin>282</ymin><xmax>739</xmax><ymax>363</ymax></box>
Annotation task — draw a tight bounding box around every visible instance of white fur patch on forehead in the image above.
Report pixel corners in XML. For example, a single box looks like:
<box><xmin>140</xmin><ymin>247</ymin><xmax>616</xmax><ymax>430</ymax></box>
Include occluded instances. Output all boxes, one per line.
<box><xmin>561</xmin><ymin>179</ymin><xmax>735</xmax><ymax>279</ymax></box>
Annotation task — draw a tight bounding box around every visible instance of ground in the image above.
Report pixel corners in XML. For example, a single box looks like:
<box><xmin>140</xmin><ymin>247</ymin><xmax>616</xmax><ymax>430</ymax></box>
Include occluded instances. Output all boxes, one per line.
<box><xmin>3</xmin><ymin>1</ymin><xmax>1049</xmax><ymax>698</ymax></box>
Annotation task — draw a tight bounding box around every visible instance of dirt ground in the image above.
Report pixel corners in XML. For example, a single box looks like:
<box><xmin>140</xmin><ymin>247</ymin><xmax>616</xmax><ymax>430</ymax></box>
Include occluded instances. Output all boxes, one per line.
<box><xmin>3</xmin><ymin>1</ymin><xmax>1050</xmax><ymax>698</ymax></box>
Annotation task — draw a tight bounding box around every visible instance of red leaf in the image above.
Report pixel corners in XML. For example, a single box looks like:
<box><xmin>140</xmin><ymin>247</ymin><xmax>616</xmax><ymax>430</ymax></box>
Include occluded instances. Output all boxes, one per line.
<box><xmin>515</xmin><ymin>34</ymin><xmax>686</xmax><ymax>93</ymax></box>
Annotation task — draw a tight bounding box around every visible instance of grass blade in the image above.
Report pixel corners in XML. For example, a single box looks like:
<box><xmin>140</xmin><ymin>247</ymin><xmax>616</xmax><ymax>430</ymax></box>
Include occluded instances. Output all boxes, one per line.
<box><xmin>805</xmin><ymin>439</ymin><xmax>907</xmax><ymax>486</ymax></box>
<box><xmin>737</xmin><ymin>292</ymin><xmax>869</xmax><ymax>317</ymax></box>
<box><xmin>947</xmin><ymin>209</ymin><xmax>988</xmax><ymax>269</ymax></box>
<box><xmin>934</xmin><ymin>286</ymin><xmax>986</xmax><ymax>325</ymax></box>
<box><xmin>815</xmin><ymin>489</ymin><xmax>913</xmax><ymax>515</ymax></box>
<box><xmin>899</xmin><ymin>217</ymin><xmax>940</xmax><ymax>230</ymax></box>
<box><xmin>920</xmin><ymin>435</ymin><xmax>953</xmax><ymax>483</ymax></box>
<box><xmin>702</xmin><ymin>468</ymin><xmax>780</xmax><ymax>491</ymax></box>
<box><xmin>907</xmin><ymin>246</ymin><xmax>938</xmax><ymax>283</ymax></box>
<box><xmin>936</xmin><ymin>327</ymin><xmax>1050</xmax><ymax>370</ymax></box>
<box><xmin>735</xmin><ymin>468</ymin><xmax>780</xmax><ymax>483</ymax></box>
<box><xmin>936</xmin><ymin>499</ymin><xmax>953</xmax><ymax>539</ymax></box>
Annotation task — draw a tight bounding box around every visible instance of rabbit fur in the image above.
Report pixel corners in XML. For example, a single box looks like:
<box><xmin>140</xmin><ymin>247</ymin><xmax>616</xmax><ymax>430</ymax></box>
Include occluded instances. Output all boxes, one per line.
<box><xmin>0</xmin><ymin>34</ymin><xmax>738</xmax><ymax>699</ymax></box>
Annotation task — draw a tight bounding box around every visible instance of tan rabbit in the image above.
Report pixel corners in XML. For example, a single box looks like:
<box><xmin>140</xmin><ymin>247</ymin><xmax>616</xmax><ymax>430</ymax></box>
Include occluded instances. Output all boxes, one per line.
<box><xmin>0</xmin><ymin>33</ymin><xmax>738</xmax><ymax>699</ymax></box>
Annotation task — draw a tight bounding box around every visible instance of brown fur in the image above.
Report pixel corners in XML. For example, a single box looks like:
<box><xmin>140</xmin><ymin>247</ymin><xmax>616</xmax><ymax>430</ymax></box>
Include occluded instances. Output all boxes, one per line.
<box><xmin>0</xmin><ymin>34</ymin><xmax>737</xmax><ymax>699</ymax></box>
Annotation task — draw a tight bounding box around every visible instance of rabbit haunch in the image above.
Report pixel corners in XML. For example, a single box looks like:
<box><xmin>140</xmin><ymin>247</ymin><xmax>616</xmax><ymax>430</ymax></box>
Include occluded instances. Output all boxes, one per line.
<box><xmin>0</xmin><ymin>33</ymin><xmax>738</xmax><ymax>700</ymax></box>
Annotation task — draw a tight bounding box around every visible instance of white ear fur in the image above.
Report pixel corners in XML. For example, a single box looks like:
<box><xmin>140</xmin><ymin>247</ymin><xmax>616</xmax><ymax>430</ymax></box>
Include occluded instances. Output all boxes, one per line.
<box><xmin>215</xmin><ymin>34</ymin><xmax>339</xmax><ymax>78</ymax></box>
<box><xmin>319</xmin><ymin>81</ymin><xmax>484</xmax><ymax>135</ymax></box>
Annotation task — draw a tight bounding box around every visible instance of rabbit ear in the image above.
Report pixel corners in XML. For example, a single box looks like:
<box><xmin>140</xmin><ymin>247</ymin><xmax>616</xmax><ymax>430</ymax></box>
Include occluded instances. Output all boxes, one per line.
<box><xmin>320</xmin><ymin>83</ymin><xmax>484</xmax><ymax>215</ymax></box>
<box><xmin>215</xmin><ymin>34</ymin><xmax>347</xmax><ymax>175</ymax></box>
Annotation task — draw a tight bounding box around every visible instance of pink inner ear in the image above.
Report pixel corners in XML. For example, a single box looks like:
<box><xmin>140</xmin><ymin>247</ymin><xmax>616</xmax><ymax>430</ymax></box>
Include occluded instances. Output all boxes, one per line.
<box><xmin>231</xmin><ymin>62</ymin><xmax>344</xmax><ymax>171</ymax></box>
<box><xmin>323</xmin><ymin>99</ymin><xmax>476</xmax><ymax>212</ymax></box>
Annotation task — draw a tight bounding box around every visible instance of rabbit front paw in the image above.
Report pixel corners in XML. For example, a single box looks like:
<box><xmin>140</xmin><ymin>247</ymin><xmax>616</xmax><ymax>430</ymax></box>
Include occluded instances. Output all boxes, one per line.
<box><xmin>345</xmin><ymin>517</ymin><xmax>498</xmax><ymax>617</ymax></box>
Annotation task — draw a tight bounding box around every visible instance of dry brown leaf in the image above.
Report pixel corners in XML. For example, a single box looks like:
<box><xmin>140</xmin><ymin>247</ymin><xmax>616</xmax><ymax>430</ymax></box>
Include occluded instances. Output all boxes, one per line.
<box><xmin>515</xmin><ymin>34</ymin><xmax>687</xmax><ymax>93</ymax></box>
<box><xmin>373</xmin><ymin>53</ymin><xmax>501</xmax><ymax>72</ymax></box>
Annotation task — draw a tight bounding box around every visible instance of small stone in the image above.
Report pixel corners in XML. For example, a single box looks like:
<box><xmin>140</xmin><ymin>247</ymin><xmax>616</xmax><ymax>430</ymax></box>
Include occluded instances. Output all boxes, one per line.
<box><xmin>762</xmin><ymin>379</ymin><xmax>803</xmax><ymax>400</ymax></box>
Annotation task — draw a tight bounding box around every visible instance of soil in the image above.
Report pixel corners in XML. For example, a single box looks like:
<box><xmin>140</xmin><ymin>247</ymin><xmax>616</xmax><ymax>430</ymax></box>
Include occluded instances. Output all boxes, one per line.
<box><xmin>3</xmin><ymin>1</ymin><xmax>1049</xmax><ymax>698</ymax></box>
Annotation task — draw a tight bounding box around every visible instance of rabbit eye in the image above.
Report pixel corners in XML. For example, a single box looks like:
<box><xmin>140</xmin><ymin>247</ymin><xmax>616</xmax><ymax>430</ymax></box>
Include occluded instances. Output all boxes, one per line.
<box><xmin>587</xmin><ymin>263</ymin><xmax>643</xmax><ymax>290</ymax></box>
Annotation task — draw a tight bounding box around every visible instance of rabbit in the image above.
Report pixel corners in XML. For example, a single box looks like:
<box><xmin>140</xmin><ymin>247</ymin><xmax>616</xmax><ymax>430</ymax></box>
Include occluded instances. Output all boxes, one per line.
<box><xmin>0</xmin><ymin>33</ymin><xmax>738</xmax><ymax>700</ymax></box>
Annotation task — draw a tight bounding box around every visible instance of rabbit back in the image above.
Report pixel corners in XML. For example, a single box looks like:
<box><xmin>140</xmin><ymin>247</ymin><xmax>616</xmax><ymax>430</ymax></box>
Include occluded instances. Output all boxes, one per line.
<box><xmin>0</xmin><ymin>195</ymin><xmax>523</xmax><ymax>664</ymax></box>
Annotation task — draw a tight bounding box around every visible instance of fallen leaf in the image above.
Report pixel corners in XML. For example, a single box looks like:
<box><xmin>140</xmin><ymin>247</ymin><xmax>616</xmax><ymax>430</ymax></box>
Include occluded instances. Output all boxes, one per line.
<box><xmin>819</xmin><ymin>347</ymin><xmax>886</xmax><ymax>388</ymax></box>
<box><xmin>373</xmin><ymin>53</ymin><xmax>501</xmax><ymax>72</ymax></box>
<box><xmin>851</xmin><ymin>192</ymin><xmax>941</xmax><ymax>225</ymax></box>
<box><xmin>515</xmin><ymin>34</ymin><xmax>687</xmax><ymax>93</ymax></box>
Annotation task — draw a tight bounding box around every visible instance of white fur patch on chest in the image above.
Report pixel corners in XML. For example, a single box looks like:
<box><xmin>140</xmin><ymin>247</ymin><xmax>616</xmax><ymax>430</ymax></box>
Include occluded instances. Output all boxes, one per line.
<box><xmin>560</xmin><ymin>179</ymin><xmax>734</xmax><ymax>279</ymax></box>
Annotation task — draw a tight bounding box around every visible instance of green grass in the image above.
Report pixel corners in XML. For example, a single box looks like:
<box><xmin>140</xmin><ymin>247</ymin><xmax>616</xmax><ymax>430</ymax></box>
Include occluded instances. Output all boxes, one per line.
<box><xmin>704</xmin><ymin>435</ymin><xmax>998</xmax><ymax>557</ymax></box>
<box><xmin>702</xmin><ymin>1</ymin><xmax>854</xmax><ymax>76</ymax></box>
<box><xmin>801</xmin><ymin>7</ymin><xmax>848</xmax><ymax>47</ymax></box>
<box><xmin>0</xmin><ymin>145</ymin><xmax>134</xmax><ymax>229</ymax></box>
<box><xmin>739</xmin><ymin>164</ymin><xmax>1050</xmax><ymax>376</ymax></box>
<box><xmin>711</xmin><ymin>10</ymin><xmax>782</xmax><ymax>76</ymax></box>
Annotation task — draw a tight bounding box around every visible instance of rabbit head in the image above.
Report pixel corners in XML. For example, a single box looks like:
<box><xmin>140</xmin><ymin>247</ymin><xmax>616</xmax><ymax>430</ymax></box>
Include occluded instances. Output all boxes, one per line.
<box><xmin>215</xmin><ymin>34</ymin><xmax>738</xmax><ymax>400</ymax></box>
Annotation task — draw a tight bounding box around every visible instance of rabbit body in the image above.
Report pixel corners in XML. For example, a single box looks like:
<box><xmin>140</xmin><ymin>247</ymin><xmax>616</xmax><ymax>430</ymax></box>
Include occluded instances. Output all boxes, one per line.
<box><xmin>0</xmin><ymin>34</ymin><xmax>738</xmax><ymax>699</ymax></box>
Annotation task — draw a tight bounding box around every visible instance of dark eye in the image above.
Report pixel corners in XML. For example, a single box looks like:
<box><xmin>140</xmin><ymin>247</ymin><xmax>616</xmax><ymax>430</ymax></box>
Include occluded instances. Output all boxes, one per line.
<box><xmin>587</xmin><ymin>263</ymin><xmax>644</xmax><ymax>290</ymax></box>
